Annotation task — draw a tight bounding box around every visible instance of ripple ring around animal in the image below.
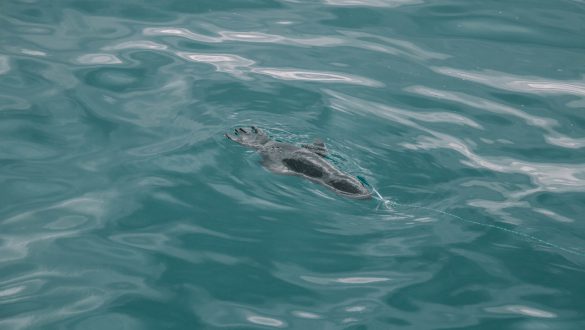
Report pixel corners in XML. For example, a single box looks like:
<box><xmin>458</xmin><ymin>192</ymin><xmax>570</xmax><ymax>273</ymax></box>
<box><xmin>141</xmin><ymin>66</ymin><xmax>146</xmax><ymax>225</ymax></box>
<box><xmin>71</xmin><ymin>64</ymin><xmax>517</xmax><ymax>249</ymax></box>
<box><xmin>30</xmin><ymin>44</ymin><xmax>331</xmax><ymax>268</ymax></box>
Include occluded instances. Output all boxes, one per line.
<box><xmin>226</xmin><ymin>126</ymin><xmax>372</xmax><ymax>199</ymax></box>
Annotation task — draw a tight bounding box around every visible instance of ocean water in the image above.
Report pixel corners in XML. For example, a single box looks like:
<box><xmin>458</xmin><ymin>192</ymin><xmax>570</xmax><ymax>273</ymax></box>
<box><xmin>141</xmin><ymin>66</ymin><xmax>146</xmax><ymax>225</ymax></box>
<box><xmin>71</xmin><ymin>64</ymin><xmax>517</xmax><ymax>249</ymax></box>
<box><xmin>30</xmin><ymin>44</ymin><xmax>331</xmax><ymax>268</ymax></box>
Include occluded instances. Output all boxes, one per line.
<box><xmin>1</xmin><ymin>0</ymin><xmax>585</xmax><ymax>329</ymax></box>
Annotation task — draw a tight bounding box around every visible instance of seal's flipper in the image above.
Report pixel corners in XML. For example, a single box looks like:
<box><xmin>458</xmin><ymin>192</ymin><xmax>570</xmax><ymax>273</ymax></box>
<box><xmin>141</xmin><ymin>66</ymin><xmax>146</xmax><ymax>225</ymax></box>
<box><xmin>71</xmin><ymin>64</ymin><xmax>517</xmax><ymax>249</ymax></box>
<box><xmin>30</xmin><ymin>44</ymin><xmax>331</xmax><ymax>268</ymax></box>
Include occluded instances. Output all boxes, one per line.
<box><xmin>302</xmin><ymin>139</ymin><xmax>327</xmax><ymax>157</ymax></box>
<box><xmin>226</xmin><ymin>126</ymin><xmax>270</xmax><ymax>148</ymax></box>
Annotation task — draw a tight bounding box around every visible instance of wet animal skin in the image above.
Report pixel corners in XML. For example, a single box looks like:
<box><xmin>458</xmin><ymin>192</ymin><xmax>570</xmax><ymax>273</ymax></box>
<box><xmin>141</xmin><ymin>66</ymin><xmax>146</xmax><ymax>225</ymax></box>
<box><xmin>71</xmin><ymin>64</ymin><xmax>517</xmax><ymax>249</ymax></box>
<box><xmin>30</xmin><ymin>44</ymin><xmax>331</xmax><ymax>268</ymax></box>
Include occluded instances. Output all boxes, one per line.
<box><xmin>226</xmin><ymin>126</ymin><xmax>371</xmax><ymax>199</ymax></box>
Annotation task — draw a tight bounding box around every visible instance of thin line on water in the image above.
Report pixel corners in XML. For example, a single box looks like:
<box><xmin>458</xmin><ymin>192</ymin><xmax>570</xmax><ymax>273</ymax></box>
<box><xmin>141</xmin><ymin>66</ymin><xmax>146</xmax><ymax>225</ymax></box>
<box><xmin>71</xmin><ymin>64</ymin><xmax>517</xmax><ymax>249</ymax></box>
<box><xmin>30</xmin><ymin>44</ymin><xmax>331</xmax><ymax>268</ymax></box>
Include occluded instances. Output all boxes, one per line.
<box><xmin>370</xmin><ymin>187</ymin><xmax>585</xmax><ymax>258</ymax></box>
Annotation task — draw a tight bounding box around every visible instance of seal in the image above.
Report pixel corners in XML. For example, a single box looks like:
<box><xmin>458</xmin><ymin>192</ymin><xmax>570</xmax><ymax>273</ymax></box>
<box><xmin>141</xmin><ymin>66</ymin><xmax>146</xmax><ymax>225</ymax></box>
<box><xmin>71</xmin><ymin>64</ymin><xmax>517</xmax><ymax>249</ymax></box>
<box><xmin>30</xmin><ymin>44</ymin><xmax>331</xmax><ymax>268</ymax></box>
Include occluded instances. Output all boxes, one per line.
<box><xmin>226</xmin><ymin>126</ymin><xmax>371</xmax><ymax>199</ymax></box>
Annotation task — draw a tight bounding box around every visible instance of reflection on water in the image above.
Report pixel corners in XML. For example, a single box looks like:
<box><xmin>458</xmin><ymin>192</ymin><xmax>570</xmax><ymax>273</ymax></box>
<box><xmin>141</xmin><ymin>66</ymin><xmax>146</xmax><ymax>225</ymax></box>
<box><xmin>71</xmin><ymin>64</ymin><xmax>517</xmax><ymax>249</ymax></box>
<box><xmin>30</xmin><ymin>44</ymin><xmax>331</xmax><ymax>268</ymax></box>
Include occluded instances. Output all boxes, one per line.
<box><xmin>323</xmin><ymin>0</ymin><xmax>425</xmax><ymax>7</ymax></box>
<box><xmin>433</xmin><ymin>66</ymin><xmax>585</xmax><ymax>99</ymax></box>
<box><xmin>1</xmin><ymin>0</ymin><xmax>585</xmax><ymax>329</ymax></box>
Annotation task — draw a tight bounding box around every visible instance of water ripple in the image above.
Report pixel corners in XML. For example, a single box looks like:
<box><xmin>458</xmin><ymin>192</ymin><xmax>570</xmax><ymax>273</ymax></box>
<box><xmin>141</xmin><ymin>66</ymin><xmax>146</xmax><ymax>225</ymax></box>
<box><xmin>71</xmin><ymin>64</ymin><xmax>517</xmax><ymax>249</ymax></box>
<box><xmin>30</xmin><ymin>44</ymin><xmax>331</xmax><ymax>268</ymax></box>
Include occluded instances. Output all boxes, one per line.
<box><xmin>485</xmin><ymin>305</ymin><xmax>557</xmax><ymax>318</ymax></box>
<box><xmin>301</xmin><ymin>275</ymin><xmax>391</xmax><ymax>284</ymax></box>
<box><xmin>103</xmin><ymin>40</ymin><xmax>168</xmax><ymax>51</ymax></box>
<box><xmin>323</xmin><ymin>0</ymin><xmax>424</xmax><ymax>7</ymax></box>
<box><xmin>253</xmin><ymin>67</ymin><xmax>383</xmax><ymax>86</ymax></box>
<box><xmin>174</xmin><ymin>50</ymin><xmax>382</xmax><ymax>86</ymax></box>
<box><xmin>176</xmin><ymin>52</ymin><xmax>255</xmax><ymax>77</ymax></box>
<box><xmin>327</xmin><ymin>89</ymin><xmax>585</xmax><ymax>195</ymax></box>
<box><xmin>433</xmin><ymin>66</ymin><xmax>585</xmax><ymax>104</ymax></box>
<box><xmin>143</xmin><ymin>25</ymin><xmax>447</xmax><ymax>61</ymax></box>
<box><xmin>408</xmin><ymin>133</ymin><xmax>585</xmax><ymax>193</ymax></box>
<box><xmin>76</xmin><ymin>53</ymin><xmax>123</xmax><ymax>65</ymax></box>
<box><xmin>0</xmin><ymin>55</ymin><xmax>11</xmax><ymax>74</ymax></box>
<box><xmin>406</xmin><ymin>85</ymin><xmax>556</xmax><ymax>129</ymax></box>
<box><xmin>246</xmin><ymin>315</ymin><xmax>287</xmax><ymax>328</ymax></box>
<box><xmin>21</xmin><ymin>49</ymin><xmax>47</xmax><ymax>57</ymax></box>
<box><xmin>407</xmin><ymin>85</ymin><xmax>585</xmax><ymax>150</ymax></box>
<box><xmin>2</xmin><ymin>1</ymin><xmax>585</xmax><ymax>329</ymax></box>
<box><xmin>143</xmin><ymin>27</ymin><xmax>220</xmax><ymax>43</ymax></box>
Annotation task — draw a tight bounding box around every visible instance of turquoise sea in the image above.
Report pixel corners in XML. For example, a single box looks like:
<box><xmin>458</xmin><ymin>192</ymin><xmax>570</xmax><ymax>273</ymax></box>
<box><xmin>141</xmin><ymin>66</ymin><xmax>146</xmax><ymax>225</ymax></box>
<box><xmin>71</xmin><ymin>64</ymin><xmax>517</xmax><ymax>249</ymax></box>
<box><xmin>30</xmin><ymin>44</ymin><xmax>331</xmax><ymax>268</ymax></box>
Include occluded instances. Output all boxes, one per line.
<box><xmin>1</xmin><ymin>0</ymin><xmax>585</xmax><ymax>329</ymax></box>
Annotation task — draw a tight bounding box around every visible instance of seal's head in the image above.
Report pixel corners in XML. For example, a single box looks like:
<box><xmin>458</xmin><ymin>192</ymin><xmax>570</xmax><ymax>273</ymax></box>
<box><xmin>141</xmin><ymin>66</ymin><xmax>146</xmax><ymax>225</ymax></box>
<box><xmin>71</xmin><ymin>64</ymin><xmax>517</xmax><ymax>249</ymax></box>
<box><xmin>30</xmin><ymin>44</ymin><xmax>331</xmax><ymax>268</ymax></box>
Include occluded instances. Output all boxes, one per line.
<box><xmin>225</xmin><ymin>126</ymin><xmax>270</xmax><ymax>148</ymax></box>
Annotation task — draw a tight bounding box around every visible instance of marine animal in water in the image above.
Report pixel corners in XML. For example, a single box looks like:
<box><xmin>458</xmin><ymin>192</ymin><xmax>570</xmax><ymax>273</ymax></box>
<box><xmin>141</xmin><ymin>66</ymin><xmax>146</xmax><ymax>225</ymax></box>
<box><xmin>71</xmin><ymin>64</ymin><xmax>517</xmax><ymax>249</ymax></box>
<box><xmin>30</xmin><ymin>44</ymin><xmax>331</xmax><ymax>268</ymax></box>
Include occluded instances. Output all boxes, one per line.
<box><xmin>225</xmin><ymin>126</ymin><xmax>371</xmax><ymax>199</ymax></box>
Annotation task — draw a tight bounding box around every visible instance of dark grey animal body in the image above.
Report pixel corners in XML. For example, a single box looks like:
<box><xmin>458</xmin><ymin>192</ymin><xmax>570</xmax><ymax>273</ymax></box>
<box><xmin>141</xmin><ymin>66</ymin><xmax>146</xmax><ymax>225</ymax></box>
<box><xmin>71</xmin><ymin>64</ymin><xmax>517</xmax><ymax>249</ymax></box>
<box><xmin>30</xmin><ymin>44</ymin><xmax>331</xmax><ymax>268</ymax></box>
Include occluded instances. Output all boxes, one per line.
<box><xmin>226</xmin><ymin>126</ymin><xmax>371</xmax><ymax>199</ymax></box>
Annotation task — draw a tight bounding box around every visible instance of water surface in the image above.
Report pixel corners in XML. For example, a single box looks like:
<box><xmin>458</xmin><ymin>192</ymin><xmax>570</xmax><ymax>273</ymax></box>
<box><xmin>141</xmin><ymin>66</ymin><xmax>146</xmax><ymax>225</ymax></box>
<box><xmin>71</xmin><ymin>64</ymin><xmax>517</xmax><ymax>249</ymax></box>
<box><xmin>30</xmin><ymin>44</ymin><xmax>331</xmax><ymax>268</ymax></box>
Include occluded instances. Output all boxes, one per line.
<box><xmin>1</xmin><ymin>0</ymin><xmax>585</xmax><ymax>329</ymax></box>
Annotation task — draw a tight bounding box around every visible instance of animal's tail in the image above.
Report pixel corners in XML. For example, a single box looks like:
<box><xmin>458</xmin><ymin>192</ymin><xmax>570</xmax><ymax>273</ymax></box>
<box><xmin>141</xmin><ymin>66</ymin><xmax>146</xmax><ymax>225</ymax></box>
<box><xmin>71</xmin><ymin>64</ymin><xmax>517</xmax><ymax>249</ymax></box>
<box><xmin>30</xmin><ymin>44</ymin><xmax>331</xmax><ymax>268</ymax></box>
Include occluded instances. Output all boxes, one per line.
<box><xmin>368</xmin><ymin>186</ymin><xmax>585</xmax><ymax>258</ymax></box>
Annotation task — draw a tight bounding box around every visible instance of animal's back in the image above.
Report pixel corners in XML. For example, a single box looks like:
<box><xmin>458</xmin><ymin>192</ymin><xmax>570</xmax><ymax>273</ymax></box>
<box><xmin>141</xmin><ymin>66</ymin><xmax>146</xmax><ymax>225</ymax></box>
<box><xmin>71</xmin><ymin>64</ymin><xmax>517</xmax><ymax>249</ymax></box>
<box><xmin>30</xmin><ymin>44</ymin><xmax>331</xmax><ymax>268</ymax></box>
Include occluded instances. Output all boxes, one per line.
<box><xmin>226</xmin><ymin>127</ymin><xmax>371</xmax><ymax>199</ymax></box>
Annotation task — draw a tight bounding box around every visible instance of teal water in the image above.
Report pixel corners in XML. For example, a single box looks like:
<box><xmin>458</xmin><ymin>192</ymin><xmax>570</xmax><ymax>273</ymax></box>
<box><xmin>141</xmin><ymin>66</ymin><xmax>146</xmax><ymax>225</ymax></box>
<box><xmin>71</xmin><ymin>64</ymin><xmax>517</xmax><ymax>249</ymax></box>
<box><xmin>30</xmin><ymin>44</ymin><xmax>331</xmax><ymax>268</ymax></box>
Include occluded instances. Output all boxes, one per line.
<box><xmin>1</xmin><ymin>0</ymin><xmax>585</xmax><ymax>329</ymax></box>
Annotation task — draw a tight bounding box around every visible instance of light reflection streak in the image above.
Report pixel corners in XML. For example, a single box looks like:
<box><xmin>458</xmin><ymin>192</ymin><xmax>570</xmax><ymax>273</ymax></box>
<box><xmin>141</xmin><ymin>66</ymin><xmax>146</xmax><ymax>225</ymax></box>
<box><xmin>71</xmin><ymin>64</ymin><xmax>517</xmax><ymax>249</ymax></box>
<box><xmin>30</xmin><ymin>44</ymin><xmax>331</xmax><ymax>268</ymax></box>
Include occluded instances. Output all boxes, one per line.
<box><xmin>0</xmin><ymin>55</ymin><xmax>10</xmax><ymax>75</ymax></box>
<box><xmin>485</xmin><ymin>305</ymin><xmax>557</xmax><ymax>318</ymax></box>
<box><xmin>76</xmin><ymin>53</ymin><xmax>122</xmax><ymax>65</ymax></box>
<box><xmin>252</xmin><ymin>67</ymin><xmax>383</xmax><ymax>87</ymax></box>
<box><xmin>300</xmin><ymin>275</ymin><xmax>390</xmax><ymax>285</ymax></box>
<box><xmin>433</xmin><ymin>66</ymin><xmax>585</xmax><ymax>98</ymax></box>
<box><xmin>176</xmin><ymin>52</ymin><xmax>255</xmax><ymax>77</ymax></box>
<box><xmin>292</xmin><ymin>311</ymin><xmax>322</xmax><ymax>319</ymax></box>
<box><xmin>143</xmin><ymin>27</ymin><xmax>218</xmax><ymax>43</ymax></box>
<box><xmin>406</xmin><ymin>86</ymin><xmax>556</xmax><ymax>129</ymax></box>
<box><xmin>21</xmin><ymin>49</ymin><xmax>47</xmax><ymax>56</ymax></box>
<box><xmin>326</xmin><ymin>90</ymin><xmax>585</xmax><ymax>194</ymax></box>
<box><xmin>246</xmin><ymin>315</ymin><xmax>286</xmax><ymax>328</ymax></box>
<box><xmin>174</xmin><ymin>51</ymin><xmax>382</xmax><ymax>86</ymax></box>
<box><xmin>143</xmin><ymin>26</ymin><xmax>447</xmax><ymax>61</ymax></box>
<box><xmin>324</xmin><ymin>0</ymin><xmax>424</xmax><ymax>7</ymax></box>
<box><xmin>103</xmin><ymin>40</ymin><xmax>168</xmax><ymax>51</ymax></box>
<box><xmin>407</xmin><ymin>85</ymin><xmax>585</xmax><ymax>149</ymax></box>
